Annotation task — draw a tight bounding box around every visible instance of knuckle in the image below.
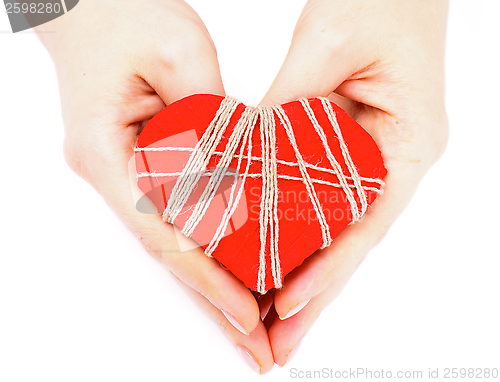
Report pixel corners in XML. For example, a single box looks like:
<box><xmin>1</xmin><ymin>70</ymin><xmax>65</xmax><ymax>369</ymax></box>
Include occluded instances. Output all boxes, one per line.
<box><xmin>414</xmin><ymin>112</ymin><xmax>450</xmax><ymax>168</ymax></box>
<box><xmin>173</xmin><ymin>259</ymin><xmax>211</xmax><ymax>297</ymax></box>
<box><xmin>217</xmin><ymin>315</ymin><xmax>231</xmax><ymax>333</ymax></box>
<box><xmin>184</xmin><ymin>272</ymin><xmax>204</xmax><ymax>296</ymax></box>
<box><xmin>159</xmin><ymin>26</ymin><xmax>216</xmax><ymax>69</ymax></box>
<box><xmin>137</xmin><ymin>235</ymin><xmax>162</xmax><ymax>261</ymax></box>
<box><xmin>433</xmin><ymin>114</ymin><xmax>450</xmax><ymax>163</ymax></box>
<box><xmin>315</xmin><ymin>251</ymin><xmax>343</xmax><ymax>286</ymax></box>
<box><xmin>292</xmin><ymin>8</ymin><xmax>352</xmax><ymax>57</ymax></box>
<box><xmin>187</xmin><ymin>265</ymin><xmax>220</xmax><ymax>301</ymax></box>
<box><xmin>63</xmin><ymin>134</ymin><xmax>87</xmax><ymax>178</ymax></box>
<box><xmin>62</xmin><ymin>129</ymin><xmax>109</xmax><ymax>189</ymax></box>
<box><xmin>62</xmin><ymin>126</ymin><xmax>120</xmax><ymax>190</ymax></box>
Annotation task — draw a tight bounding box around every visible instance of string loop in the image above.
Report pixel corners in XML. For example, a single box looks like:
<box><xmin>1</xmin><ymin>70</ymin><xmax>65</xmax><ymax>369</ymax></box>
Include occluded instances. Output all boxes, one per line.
<box><xmin>135</xmin><ymin>97</ymin><xmax>384</xmax><ymax>294</ymax></box>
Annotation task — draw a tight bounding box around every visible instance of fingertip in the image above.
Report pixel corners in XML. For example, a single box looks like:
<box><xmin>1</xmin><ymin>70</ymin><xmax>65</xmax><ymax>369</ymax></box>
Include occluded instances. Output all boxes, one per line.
<box><xmin>222</xmin><ymin>310</ymin><xmax>249</xmax><ymax>335</ymax></box>
<box><xmin>274</xmin><ymin>336</ymin><xmax>304</xmax><ymax>367</ymax></box>
<box><xmin>175</xmin><ymin>279</ymin><xmax>274</xmax><ymax>373</ymax></box>
<box><xmin>258</xmin><ymin>36</ymin><xmax>357</xmax><ymax>108</ymax></box>
<box><xmin>216</xmin><ymin>283</ymin><xmax>261</xmax><ymax>336</ymax></box>
<box><xmin>268</xmin><ymin>311</ymin><xmax>309</xmax><ymax>367</ymax></box>
<box><xmin>273</xmin><ymin>270</ymin><xmax>316</xmax><ymax>320</ymax></box>
<box><xmin>236</xmin><ymin>346</ymin><xmax>261</xmax><ymax>374</ymax></box>
<box><xmin>278</xmin><ymin>298</ymin><xmax>311</xmax><ymax>321</ymax></box>
<box><xmin>234</xmin><ymin>322</ymin><xmax>275</xmax><ymax>374</ymax></box>
<box><xmin>137</xmin><ymin>50</ymin><xmax>226</xmax><ymax>106</ymax></box>
<box><xmin>283</xmin><ymin>336</ymin><xmax>304</xmax><ymax>366</ymax></box>
<box><xmin>259</xmin><ymin>86</ymin><xmax>305</xmax><ymax>107</ymax></box>
<box><xmin>242</xmin><ymin>294</ymin><xmax>262</xmax><ymax>335</ymax></box>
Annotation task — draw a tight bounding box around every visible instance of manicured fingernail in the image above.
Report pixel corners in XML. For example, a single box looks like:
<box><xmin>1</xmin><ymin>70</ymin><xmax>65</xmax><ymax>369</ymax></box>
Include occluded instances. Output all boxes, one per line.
<box><xmin>285</xmin><ymin>337</ymin><xmax>304</xmax><ymax>366</ymax></box>
<box><xmin>279</xmin><ymin>298</ymin><xmax>311</xmax><ymax>320</ymax></box>
<box><xmin>237</xmin><ymin>346</ymin><xmax>261</xmax><ymax>374</ymax></box>
<box><xmin>221</xmin><ymin>310</ymin><xmax>248</xmax><ymax>335</ymax></box>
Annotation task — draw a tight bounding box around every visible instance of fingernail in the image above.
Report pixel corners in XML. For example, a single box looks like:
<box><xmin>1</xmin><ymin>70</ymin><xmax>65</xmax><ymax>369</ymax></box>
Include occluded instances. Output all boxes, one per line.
<box><xmin>285</xmin><ymin>337</ymin><xmax>304</xmax><ymax>366</ymax></box>
<box><xmin>237</xmin><ymin>346</ymin><xmax>261</xmax><ymax>374</ymax></box>
<box><xmin>221</xmin><ymin>310</ymin><xmax>248</xmax><ymax>335</ymax></box>
<box><xmin>279</xmin><ymin>298</ymin><xmax>311</xmax><ymax>320</ymax></box>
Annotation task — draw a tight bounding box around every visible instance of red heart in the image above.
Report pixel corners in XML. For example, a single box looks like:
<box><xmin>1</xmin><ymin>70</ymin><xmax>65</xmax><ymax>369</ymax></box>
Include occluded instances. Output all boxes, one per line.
<box><xmin>135</xmin><ymin>94</ymin><xmax>386</xmax><ymax>293</ymax></box>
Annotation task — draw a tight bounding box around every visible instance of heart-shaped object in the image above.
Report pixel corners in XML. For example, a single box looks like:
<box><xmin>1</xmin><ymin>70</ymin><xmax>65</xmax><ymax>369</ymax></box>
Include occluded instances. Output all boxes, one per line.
<box><xmin>135</xmin><ymin>94</ymin><xmax>386</xmax><ymax>293</ymax></box>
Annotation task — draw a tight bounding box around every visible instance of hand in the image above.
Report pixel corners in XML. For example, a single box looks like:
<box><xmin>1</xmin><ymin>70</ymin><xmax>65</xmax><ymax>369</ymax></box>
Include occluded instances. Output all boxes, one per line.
<box><xmin>259</xmin><ymin>0</ymin><xmax>450</xmax><ymax>366</ymax></box>
<box><xmin>36</xmin><ymin>0</ymin><xmax>274</xmax><ymax>374</ymax></box>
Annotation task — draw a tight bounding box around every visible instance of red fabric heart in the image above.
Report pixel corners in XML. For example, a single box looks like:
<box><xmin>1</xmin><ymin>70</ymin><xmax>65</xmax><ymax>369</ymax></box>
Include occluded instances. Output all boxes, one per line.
<box><xmin>135</xmin><ymin>94</ymin><xmax>386</xmax><ymax>293</ymax></box>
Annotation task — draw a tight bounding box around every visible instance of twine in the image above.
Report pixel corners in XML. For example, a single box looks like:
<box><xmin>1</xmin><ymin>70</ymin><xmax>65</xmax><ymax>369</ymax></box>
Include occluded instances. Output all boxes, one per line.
<box><xmin>135</xmin><ymin>96</ymin><xmax>384</xmax><ymax>294</ymax></box>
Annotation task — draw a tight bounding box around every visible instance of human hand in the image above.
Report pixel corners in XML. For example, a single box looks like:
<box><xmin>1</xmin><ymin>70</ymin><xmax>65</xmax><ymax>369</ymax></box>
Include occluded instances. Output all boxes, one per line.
<box><xmin>259</xmin><ymin>0</ymin><xmax>450</xmax><ymax>366</ymax></box>
<box><xmin>35</xmin><ymin>0</ymin><xmax>274</xmax><ymax>374</ymax></box>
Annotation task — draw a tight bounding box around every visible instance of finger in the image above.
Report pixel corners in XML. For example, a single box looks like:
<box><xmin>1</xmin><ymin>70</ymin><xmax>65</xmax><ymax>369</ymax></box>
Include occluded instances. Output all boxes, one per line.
<box><xmin>269</xmin><ymin>266</ymin><xmax>358</xmax><ymax>367</ymax></box>
<box><xmin>175</xmin><ymin>275</ymin><xmax>274</xmax><ymax>374</ymax></box>
<box><xmin>273</xmin><ymin>157</ymin><xmax>423</xmax><ymax>322</ymax></box>
<box><xmin>66</xmin><ymin>117</ymin><xmax>262</xmax><ymax>338</ymax></box>
<box><xmin>326</xmin><ymin>92</ymin><xmax>362</xmax><ymax>120</ymax></box>
<box><xmin>258</xmin><ymin>24</ymin><xmax>366</xmax><ymax>107</ymax></box>
<box><xmin>81</xmin><ymin>25</ymin><xmax>262</xmax><ymax>336</ymax></box>
<box><xmin>126</xmin><ymin>154</ymin><xmax>261</xmax><ymax>335</ymax></box>
<box><xmin>137</xmin><ymin>29</ymin><xmax>225</xmax><ymax>105</ymax></box>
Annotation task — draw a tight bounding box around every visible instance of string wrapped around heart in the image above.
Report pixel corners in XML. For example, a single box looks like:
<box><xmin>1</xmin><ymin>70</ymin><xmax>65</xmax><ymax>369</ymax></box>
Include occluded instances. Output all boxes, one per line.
<box><xmin>134</xmin><ymin>94</ymin><xmax>387</xmax><ymax>294</ymax></box>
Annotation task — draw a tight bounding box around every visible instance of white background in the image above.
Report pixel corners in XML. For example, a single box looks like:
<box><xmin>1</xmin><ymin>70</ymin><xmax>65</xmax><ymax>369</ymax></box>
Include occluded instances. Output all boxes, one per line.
<box><xmin>1</xmin><ymin>1</ymin><xmax>499</xmax><ymax>381</ymax></box>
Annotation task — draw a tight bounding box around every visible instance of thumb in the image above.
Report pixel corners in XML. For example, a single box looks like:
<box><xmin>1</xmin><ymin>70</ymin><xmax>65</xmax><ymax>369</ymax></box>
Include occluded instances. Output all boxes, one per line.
<box><xmin>139</xmin><ymin>35</ymin><xmax>226</xmax><ymax>106</ymax></box>
<box><xmin>259</xmin><ymin>30</ymin><xmax>362</xmax><ymax>108</ymax></box>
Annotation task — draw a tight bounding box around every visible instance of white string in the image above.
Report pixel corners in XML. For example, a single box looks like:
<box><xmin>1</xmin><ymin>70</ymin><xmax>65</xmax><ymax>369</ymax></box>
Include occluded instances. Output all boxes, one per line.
<box><xmin>136</xmin><ymin>171</ymin><xmax>383</xmax><ymax>194</ymax></box>
<box><xmin>135</xmin><ymin>96</ymin><xmax>385</xmax><ymax>293</ymax></box>
<box><xmin>162</xmin><ymin>96</ymin><xmax>240</xmax><ymax>224</ymax></box>
<box><xmin>319</xmin><ymin>97</ymin><xmax>368</xmax><ymax>220</ymax></box>
<box><xmin>273</xmin><ymin>105</ymin><xmax>332</xmax><ymax>249</ymax></box>
<box><xmin>299</xmin><ymin>97</ymin><xmax>361</xmax><ymax>223</ymax></box>
<box><xmin>256</xmin><ymin>107</ymin><xmax>282</xmax><ymax>293</ymax></box>
<box><xmin>135</xmin><ymin>146</ymin><xmax>384</xmax><ymax>187</ymax></box>
<box><xmin>182</xmin><ymin>106</ymin><xmax>258</xmax><ymax>238</ymax></box>
<box><xmin>205</xmin><ymin>107</ymin><xmax>259</xmax><ymax>257</ymax></box>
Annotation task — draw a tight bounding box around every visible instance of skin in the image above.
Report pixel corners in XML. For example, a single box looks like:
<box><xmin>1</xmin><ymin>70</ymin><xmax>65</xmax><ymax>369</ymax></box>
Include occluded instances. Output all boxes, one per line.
<box><xmin>35</xmin><ymin>0</ymin><xmax>449</xmax><ymax>374</ymax></box>
<box><xmin>259</xmin><ymin>0</ymin><xmax>449</xmax><ymax>367</ymax></box>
